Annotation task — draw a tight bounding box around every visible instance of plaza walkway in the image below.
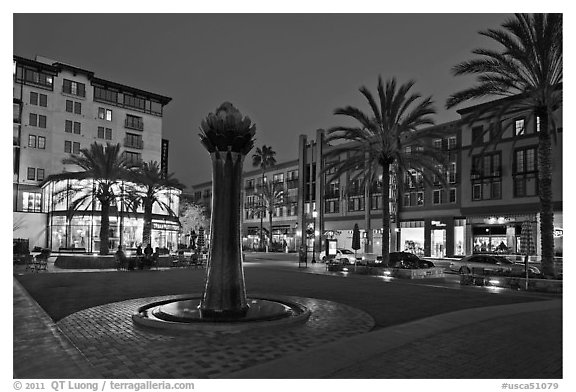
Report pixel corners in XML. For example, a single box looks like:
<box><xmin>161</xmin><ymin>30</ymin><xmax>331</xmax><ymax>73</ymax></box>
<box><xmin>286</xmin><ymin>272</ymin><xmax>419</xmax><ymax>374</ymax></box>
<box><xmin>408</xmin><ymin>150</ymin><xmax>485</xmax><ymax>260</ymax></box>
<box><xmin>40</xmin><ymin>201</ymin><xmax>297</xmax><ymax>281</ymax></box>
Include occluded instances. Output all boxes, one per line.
<box><xmin>13</xmin><ymin>255</ymin><xmax>562</xmax><ymax>379</ymax></box>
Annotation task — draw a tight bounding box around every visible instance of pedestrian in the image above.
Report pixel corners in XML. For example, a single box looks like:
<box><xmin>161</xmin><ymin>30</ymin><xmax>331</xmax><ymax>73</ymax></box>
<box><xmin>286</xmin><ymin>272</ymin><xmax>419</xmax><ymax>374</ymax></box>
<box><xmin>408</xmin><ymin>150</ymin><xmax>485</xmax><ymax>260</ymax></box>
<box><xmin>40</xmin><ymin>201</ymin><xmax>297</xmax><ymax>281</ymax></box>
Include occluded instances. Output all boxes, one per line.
<box><xmin>136</xmin><ymin>244</ymin><xmax>143</xmax><ymax>256</ymax></box>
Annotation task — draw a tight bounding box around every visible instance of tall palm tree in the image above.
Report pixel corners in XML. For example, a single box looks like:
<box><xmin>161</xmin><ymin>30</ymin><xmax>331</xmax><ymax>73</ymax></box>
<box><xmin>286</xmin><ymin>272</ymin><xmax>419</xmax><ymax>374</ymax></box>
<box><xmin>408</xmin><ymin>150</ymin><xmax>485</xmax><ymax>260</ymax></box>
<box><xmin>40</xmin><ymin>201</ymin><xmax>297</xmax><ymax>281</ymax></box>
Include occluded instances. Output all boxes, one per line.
<box><xmin>446</xmin><ymin>13</ymin><xmax>562</xmax><ymax>277</ymax></box>
<box><xmin>43</xmin><ymin>142</ymin><xmax>137</xmax><ymax>255</ymax></box>
<box><xmin>252</xmin><ymin>145</ymin><xmax>277</xmax><ymax>250</ymax></box>
<box><xmin>324</xmin><ymin>76</ymin><xmax>448</xmax><ymax>266</ymax></box>
<box><xmin>260</xmin><ymin>180</ymin><xmax>285</xmax><ymax>248</ymax></box>
<box><xmin>127</xmin><ymin>161</ymin><xmax>185</xmax><ymax>247</ymax></box>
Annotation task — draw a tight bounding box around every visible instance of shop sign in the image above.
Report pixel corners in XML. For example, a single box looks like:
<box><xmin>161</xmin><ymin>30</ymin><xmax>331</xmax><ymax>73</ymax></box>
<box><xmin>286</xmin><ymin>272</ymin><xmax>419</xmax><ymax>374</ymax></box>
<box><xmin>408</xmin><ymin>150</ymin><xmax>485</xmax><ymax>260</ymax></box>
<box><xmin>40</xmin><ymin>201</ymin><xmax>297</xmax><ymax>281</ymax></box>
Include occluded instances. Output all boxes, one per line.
<box><xmin>431</xmin><ymin>220</ymin><xmax>446</xmax><ymax>227</ymax></box>
<box><xmin>554</xmin><ymin>228</ymin><xmax>563</xmax><ymax>238</ymax></box>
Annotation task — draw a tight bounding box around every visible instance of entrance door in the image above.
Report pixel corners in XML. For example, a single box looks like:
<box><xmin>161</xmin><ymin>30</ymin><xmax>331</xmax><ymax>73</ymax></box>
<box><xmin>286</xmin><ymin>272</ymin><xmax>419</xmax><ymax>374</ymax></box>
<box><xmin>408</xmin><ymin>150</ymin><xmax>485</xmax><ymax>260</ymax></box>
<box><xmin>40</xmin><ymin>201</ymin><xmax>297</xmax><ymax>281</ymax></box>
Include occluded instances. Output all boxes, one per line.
<box><xmin>431</xmin><ymin>229</ymin><xmax>446</xmax><ymax>258</ymax></box>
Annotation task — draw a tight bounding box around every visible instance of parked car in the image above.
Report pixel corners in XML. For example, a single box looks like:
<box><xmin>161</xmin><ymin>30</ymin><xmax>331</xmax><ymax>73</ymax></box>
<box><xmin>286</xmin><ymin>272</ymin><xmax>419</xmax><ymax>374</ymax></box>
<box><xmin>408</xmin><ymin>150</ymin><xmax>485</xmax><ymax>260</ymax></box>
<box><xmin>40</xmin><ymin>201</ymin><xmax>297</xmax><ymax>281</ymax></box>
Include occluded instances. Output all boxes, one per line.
<box><xmin>449</xmin><ymin>254</ymin><xmax>540</xmax><ymax>275</ymax></box>
<box><xmin>319</xmin><ymin>248</ymin><xmax>364</xmax><ymax>265</ymax></box>
<box><xmin>364</xmin><ymin>252</ymin><xmax>433</xmax><ymax>269</ymax></box>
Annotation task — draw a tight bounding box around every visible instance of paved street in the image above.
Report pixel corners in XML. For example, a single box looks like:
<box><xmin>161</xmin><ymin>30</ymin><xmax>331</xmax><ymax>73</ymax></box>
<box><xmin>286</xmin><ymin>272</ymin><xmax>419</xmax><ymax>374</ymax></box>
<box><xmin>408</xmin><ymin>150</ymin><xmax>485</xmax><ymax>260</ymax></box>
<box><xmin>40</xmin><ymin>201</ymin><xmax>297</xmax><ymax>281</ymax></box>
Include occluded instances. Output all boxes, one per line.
<box><xmin>13</xmin><ymin>252</ymin><xmax>562</xmax><ymax>379</ymax></box>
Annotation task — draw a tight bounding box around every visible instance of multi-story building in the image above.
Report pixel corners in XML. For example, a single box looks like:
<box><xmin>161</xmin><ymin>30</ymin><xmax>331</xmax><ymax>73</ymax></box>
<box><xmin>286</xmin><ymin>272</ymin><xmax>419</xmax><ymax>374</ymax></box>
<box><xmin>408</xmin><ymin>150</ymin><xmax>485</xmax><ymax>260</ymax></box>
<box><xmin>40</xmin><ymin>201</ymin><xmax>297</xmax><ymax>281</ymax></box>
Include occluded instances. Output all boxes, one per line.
<box><xmin>190</xmin><ymin>94</ymin><xmax>563</xmax><ymax>260</ymax></box>
<box><xmin>13</xmin><ymin>55</ymin><xmax>179</xmax><ymax>252</ymax></box>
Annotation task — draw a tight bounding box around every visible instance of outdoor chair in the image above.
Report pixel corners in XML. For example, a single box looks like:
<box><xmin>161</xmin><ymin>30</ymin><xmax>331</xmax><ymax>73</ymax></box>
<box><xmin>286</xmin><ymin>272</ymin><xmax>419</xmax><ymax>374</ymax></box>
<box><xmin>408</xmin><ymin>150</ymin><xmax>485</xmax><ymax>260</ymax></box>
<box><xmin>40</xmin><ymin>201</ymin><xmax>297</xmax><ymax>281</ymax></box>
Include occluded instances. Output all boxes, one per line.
<box><xmin>34</xmin><ymin>251</ymin><xmax>50</xmax><ymax>272</ymax></box>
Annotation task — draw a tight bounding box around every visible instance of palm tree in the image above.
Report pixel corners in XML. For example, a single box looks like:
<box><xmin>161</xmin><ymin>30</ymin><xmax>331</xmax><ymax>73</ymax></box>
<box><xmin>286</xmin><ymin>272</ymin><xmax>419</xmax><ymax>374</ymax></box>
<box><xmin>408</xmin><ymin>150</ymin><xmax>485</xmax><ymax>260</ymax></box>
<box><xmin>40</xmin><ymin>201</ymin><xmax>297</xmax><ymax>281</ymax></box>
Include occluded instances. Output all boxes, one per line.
<box><xmin>324</xmin><ymin>76</ymin><xmax>448</xmax><ymax>266</ymax></box>
<box><xmin>260</xmin><ymin>180</ymin><xmax>285</xmax><ymax>248</ymax></box>
<box><xmin>252</xmin><ymin>145</ymin><xmax>277</xmax><ymax>250</ymax></box>
<box><xmin>127</xmin><ymin>161</ymin><xmax>185</xmax><ymax>247</ymax></box>
<box><xmin>44</xmin><ymin>142</ymin><xmax>137</xmax><ymax>255</ymax></box>
<box><xmin>446</xmin><ymin>13</ymin><xmax>562</xmax><ymax>277</ymax></box>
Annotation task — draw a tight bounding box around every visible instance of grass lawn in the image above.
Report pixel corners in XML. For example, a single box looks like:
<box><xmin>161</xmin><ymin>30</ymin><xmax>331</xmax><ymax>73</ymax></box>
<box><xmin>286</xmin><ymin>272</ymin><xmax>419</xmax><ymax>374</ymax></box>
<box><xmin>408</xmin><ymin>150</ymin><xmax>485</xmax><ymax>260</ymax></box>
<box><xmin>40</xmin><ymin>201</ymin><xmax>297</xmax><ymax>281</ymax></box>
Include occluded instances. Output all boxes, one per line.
<box><xmin>14</xmin><ymin>267</ymin><xmax>554</xmax><ymax>328</ymax></box>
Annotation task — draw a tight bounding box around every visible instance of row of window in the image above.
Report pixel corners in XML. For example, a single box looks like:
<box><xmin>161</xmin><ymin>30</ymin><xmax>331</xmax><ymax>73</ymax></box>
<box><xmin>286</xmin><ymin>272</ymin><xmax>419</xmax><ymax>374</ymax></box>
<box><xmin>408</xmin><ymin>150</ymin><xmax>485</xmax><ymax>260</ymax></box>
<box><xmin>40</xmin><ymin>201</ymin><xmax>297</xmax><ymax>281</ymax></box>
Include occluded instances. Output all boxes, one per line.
<box><xmin>471</xmin><ymin>117</ymin><xmax>540</xmax><ymax>145</ymax></box>
<box><xmin>245</xmin><ymin>170</ymin><xmax>299</xmax><ymax>189</ymax></box>
<box><xmin>244</xmin><ymin>203</ymin><xmax>299</xmax><ymax>220</ymax></box>
<box><xmin>15</xmin><ymin>64</ymin><xmax>164</xmax><ymax>116</ymax></box>
<box><xmin>27</xmin><ymin>108</ymin><xmax>143</xmax><ymax>131</ymax></box>
<box><xmin>27</xmin><ymin>167</ymin><xmax>45</xmax><ymax>181</ymax></box>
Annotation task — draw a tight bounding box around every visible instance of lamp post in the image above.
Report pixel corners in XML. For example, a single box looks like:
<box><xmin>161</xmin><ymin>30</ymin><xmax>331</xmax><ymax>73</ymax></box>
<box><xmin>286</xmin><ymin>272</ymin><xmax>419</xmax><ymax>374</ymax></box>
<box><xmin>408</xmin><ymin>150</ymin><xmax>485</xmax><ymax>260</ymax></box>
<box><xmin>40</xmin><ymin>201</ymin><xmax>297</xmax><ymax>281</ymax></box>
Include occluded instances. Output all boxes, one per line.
<box><xmin>312</xmin><ymin>208</ymin><xmax>317</xmax><ymax>263</ymax></box>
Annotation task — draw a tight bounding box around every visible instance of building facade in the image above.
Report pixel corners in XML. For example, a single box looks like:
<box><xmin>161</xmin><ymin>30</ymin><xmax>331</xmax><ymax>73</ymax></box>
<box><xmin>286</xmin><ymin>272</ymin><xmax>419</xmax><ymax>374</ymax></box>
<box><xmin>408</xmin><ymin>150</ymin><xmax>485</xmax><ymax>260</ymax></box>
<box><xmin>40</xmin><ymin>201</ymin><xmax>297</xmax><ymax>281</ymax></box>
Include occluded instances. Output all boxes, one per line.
<box><xmin>13</xmin><ymin>55</ymin><xmax>179</xmax><ymax>252</ymax></box>
<box><xmin>190</xmin><ymin>94</ymin><xmax>562</xmax><ymax>260</ymax></box>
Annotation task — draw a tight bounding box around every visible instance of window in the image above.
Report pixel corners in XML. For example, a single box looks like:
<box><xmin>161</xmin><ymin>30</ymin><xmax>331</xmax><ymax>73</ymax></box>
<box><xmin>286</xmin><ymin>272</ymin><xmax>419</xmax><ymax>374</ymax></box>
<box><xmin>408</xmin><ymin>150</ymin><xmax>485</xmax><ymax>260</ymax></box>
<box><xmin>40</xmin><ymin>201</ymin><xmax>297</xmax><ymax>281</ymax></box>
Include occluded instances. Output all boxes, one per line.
<box><xmin>66</xmin><ymin>100</ymin><xmax>73</xmax><ymax>113</ymax></box>
<box><xmin>65</xmin><ymin>141</ymin><xmax>72</xmax><ymax>153</ymax></box>
<box><xmin>287</xmin><ymin>170</ymin><xmax>298</xmax><ymax>181</ymax></box>
<box><xmin>448</xmin><ymin>136</ymin><xmax>457</xmax><ymax>150</ymax></box>
<box><xmin>73</xmin><ymin>142</ymin><xmax>80</xmax><ymax>154</ymax></box>
<box><xmin>513</xmin><ymin>146</ymin><xmax>538</xmax><ymax>198</ymax></box>
<box><xmin>472</xmin><ymin>152</ymin><xmax>501</xmax><ymax>178</ymax></box>
<box><xmin>74</xmin><ymin>102</ymin><xmax>81</xmax><ymax>114</ymax></box>
<box><xmin>433</xmin><ymin>139</ymin><xmax>442</xmax><ymax>150</ymax></box>
<box><xmin>123</xmin><ymin>151</ymin><xmax>141</xmax><ymax>164</ymax></box>
<box><xmin>535</xmin><ymin>116</ymin><xmax>541</xmax><ymax>133</ymax></box>
<box><xmin>433</xmin><ymin>189</ymin><xmax>442</xmax><ymax>204</ymax></box>
<box><xmin>370</xmin><ymin>194</ymin><xmax>382</xmax><ymax>210</ymax></box>
<box><xmin>24</xmin><ymin>69</ymin><xmax>53</xmax><ymax>88</ymax></box>
<box><xmin>124</xmin><ymin>133</ymin><xmax>143</xmax><ymax>149</ymax></box>
<box><xmin>472</xmin><ymin>126</ymin><xmax>486</xmax><ymax>144</ymax></box>
<box><xmin>36</xmin><ymin>168</ymin><xmax>45</xmax><ymax>181</ymax></box>
<box><xmin>28</xmin><ymin>135</ymin><xmax>36</xmax><ymax>148</ymax></box>
<box><xmin>29</xmin><ymin>113</ymin><xmax>46</xmax><ymax>128</ymax></box>
<box><xmin>273</xmin><ymin>173</ymin><xmax>284</xmax><ymax>183</ymax></box>
<box><xmin>125</xmin><ymin>114</ymin><xmax>143</xmax><ymax>130</ymax></box>
<box><xmin>27</xmin><ymin>167</ymin><xmax>36</xmax><ymax>180</ymax></box>
<box><xmin>98</xmin><ymin>107</ymin><xmax>113</xmax><ymax>121</ymax></box>
<box><xmin>514</xmin><ymin>118</ymin><xmax>525</xmax><ymax>136</ymax></box>
<box><xmin>348</xmin><ymin>196</ymin><xmax>364</xmax><ymax>212</ymax></box>
<box><xmin>38</xmin><ymin>136</ymin><xmax>46</xmax><ymax>149</ymax></box>
<box><xmin>472</xmin><ymin>184</ymin><xmax>482</xmax><ymax>201</ymax></box>
<box><xmin>448</xmin><ymin>162</ymin><xmax>457</xmax><ymax>183</ymax></box>
<box><xmin>325</xmin><ymin>199</ymin><xmax>340</xmax><ymax>214</ymax></box>
<box><xmin>30</xmin><ymin>92</ymin><xmax>38</xmax><ymax>105</ymax></box>
<box><xmin>94</xmin><ymin>86</ymin><xmax>118</xmax><ymax>104</ymax></box>
<box><xmin>65</xmin><ymin>120</ymin><xmax>72</xmax><ymax>133</ymax></box>
<box><xmin>124</xmin><ymin>94</ymin><xmax>146</xmax><ymax>110</ymax></box>
<box><xmin>73</xmin><ymin>122</ymin><xmax>81</xmax><ymax>134</ymax></box>
<box><xmin>22</xmin><ymin>192</ymin><xmax>42</xmax><ymax>212</ymax></box>
<box><xmin>97</xmin><ymin>126</ymin><xmax>113</xmax><ymax>140</ymax></box>
<box><xmin>449</xmin><ymin>188</ymin><xmax>457</xmax><ymax>203</ymax></box>
<box><xmin>63</xmin><ymin>79</ymin><xmax>86</xmax><ymax>97</ymax></box>
<box><xmin>39</xmin><ymin>94</ymin><xmax>47</xmax><ymax>107</ymax></box>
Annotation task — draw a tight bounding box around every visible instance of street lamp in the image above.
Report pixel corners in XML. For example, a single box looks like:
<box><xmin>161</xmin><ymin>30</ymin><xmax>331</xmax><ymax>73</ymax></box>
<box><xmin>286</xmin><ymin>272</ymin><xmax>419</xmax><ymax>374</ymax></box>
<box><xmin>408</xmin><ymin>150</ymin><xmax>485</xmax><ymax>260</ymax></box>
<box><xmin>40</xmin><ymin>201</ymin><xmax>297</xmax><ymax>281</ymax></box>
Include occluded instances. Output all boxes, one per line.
<box><xmin>312</xmin><ymin>208</ymin><xmax>318</xmax><ymax>263</ymax></box>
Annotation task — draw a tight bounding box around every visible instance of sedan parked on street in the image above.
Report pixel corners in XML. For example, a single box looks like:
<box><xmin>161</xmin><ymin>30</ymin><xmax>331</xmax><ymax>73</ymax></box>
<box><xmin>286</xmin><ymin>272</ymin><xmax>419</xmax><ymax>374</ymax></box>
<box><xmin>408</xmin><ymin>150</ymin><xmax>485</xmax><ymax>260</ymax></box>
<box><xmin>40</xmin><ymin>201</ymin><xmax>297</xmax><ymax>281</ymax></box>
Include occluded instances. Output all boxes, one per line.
<box><xmin>319</xmin><ymin>248</ymin><xmax>364</xmax><ymax>265</ymax></box>
<box><xmin>365</xmin><ymin>252</ymin><xmax>434</xmax><ymax>269</ymax></box>
<box><xmin>449</xmin><ymin>254</ymin><xmax>540</xmax><ymax>275</ymax></box>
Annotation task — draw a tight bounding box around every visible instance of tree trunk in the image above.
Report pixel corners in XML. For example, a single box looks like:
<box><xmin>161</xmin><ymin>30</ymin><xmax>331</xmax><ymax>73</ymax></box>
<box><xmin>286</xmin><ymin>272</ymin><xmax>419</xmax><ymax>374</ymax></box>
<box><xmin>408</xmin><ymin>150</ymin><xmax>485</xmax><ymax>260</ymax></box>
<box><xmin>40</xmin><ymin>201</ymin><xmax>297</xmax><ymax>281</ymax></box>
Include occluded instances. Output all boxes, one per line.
<box><xmin>201</xmin><ymin>150</ymin><xmax>248</xmax><ymax>317</ymax></box>
<box><xmin>537</xmin><ymin>109</ymin><xmax>556</xmax><ymax>277</ymax></box>
<box><xmin>259</xmin><ymin>172</ymin><xmax>265</xmax><ymax>250</ymax></box>
<box><xmin>364</xmin><ymin>162</ymin><xmax>373</xmax><ymax>254</ymax></box>
<box><xmin>380</xmin><ymin>163</ymin><xmax>391</xmax><ymax>266</ymax></box>
<box><xmin>143</xmin><ymin>200</ymin><xmax>153</xmax><ymax>247</ymax></box>
<box><xmin>269</xmin><ymin>205</ymin><xmax>273</xmax><ymax>251</ymax></box>
<box><xmin>99</xmin><ymin>201</ymin><xmax>110</xmax><ymax>255</ymax></box>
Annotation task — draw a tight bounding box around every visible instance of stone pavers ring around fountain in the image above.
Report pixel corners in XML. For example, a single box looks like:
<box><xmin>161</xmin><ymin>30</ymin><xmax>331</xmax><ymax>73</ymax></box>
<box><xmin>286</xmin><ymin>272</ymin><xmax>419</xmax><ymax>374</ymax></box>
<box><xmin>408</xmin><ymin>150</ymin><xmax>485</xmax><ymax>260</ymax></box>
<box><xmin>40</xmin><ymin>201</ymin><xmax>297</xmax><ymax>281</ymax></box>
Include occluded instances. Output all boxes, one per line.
<box><xmin>57</xmin><ymin>294</ymin><xmax>375</xmax><ymax>379</ymax></box>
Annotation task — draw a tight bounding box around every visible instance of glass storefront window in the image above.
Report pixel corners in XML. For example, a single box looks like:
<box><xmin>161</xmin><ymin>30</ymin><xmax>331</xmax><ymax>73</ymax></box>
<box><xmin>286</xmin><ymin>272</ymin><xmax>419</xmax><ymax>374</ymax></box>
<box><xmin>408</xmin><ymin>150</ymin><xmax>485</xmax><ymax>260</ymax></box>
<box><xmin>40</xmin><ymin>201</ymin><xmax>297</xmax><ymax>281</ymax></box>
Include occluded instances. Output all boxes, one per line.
<box><xmin>400</xmin><ymin>227</ymin><xmax>425</xmax><ymax>257</ymax></box>
<box><xmin>431</xmin><ymin>229</ymin><xmax>446</xmax><ymax>258</ymax></box>
<box><xmin>454</xmin><ymin>226</ymin><xmax>465</xmax><ymax>256</ymax></box>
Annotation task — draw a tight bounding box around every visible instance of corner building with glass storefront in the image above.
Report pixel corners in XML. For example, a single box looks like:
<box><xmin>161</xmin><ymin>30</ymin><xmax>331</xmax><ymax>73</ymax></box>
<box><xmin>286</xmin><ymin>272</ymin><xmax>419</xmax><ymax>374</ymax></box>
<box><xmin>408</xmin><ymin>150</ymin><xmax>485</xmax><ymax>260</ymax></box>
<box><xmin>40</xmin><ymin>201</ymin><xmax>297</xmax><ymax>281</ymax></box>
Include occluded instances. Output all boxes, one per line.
<box><xmin>13</xmin><ymin>55</ymin><xmax>180</xmax><ymax>252</ymax></box>
<box><xmin>191</xmin><ymin>92</ymin><xmax>562</xmax><ymax>260</ymax></box>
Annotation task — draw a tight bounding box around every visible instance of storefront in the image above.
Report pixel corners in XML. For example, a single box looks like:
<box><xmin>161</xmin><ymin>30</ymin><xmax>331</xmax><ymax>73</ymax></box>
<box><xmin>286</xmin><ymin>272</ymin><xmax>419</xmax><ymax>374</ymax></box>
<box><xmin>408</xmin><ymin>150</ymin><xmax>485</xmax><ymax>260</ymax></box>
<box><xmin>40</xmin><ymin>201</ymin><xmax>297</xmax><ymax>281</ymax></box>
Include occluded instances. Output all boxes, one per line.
<box><xmin>400</xmin><ymin>221</ymin><xmax>425</xmax><ymax>257</ymax></box>
<box><xmin>468</xmin><ymin>214</ymin><xmax>535</xmax><ymax>255</ymax></box>
<box><xmin>42</xmin><ymin>178</ymin><xmax>181</xmax><ymax>253</ymax></box>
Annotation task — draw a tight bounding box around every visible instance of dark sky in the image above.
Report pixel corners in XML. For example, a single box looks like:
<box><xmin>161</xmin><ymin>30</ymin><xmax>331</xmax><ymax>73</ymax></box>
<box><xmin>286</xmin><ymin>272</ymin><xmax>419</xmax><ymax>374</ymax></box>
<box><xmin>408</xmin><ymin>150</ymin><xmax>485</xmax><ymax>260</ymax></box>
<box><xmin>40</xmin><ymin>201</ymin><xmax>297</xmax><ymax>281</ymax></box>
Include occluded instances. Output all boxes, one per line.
<box><xmin>13</xmin><ymin>13</ymin><xmax>510</xmax><ymax>188</ymax></box>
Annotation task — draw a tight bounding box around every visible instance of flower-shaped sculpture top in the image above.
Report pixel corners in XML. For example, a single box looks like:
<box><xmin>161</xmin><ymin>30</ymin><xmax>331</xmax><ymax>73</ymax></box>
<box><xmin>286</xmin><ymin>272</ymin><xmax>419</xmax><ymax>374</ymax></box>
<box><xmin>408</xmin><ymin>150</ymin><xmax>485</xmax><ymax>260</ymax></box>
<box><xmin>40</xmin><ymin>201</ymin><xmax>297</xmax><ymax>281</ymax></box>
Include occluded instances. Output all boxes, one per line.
<box><xmin>199</xmin><ymin>102</ymin><xmax>256</xmax><ymax>155</ymax></box>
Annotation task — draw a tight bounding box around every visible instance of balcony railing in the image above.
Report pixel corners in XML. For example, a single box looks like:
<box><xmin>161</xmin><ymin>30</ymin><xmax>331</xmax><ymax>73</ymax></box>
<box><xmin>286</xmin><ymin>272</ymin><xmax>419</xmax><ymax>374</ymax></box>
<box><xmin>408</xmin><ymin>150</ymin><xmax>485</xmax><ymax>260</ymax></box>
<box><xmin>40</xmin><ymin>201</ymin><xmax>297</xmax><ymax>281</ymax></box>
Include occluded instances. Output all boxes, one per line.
<box><xmin>124</xmin><ymin>137</ymin><xmax>144</xmax><ymax>150</ymax></box>
<box><xmin>125</xmin><ymin>118</ymin><xmax>144</xmax><ymax>131</ymax></box>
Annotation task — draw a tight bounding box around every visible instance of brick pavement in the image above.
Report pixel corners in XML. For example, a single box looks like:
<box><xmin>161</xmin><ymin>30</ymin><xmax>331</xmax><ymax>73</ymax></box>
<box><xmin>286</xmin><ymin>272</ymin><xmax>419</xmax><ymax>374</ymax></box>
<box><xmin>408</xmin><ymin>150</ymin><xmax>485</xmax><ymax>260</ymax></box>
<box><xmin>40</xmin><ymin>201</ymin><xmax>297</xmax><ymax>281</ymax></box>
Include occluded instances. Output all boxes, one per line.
<box><xmin>229</xmin><ymin>299</ymin><xmax>562</xmax><ymax>379</ymax></box>
<box><xmin>56</xmin><ymin>294</ymin><xmax>375</xmax><ymax>378</ymax></box>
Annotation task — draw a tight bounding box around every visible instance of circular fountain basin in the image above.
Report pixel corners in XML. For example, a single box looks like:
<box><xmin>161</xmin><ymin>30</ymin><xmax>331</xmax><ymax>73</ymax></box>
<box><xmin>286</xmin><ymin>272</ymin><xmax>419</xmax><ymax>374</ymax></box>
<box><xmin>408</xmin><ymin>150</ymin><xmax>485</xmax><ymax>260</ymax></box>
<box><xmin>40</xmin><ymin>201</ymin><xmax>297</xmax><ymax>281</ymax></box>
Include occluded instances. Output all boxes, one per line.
<box><xmin>132</xmin><ymin>296</ymin><xmax>311</xmax><ymax>332</ymax></box>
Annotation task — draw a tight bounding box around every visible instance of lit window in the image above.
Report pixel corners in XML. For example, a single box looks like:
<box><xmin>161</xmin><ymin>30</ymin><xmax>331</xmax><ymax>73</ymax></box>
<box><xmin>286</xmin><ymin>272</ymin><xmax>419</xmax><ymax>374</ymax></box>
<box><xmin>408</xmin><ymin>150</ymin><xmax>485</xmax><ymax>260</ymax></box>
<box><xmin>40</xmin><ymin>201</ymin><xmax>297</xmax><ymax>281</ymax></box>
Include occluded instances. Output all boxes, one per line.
<box><xmin>515</xmin><ymin>119</ymin><xmax>525</xmax><ymax>136</ymax></box>
<box><xmin>22</xmin><ymin>192</ymin><xmax>42</xmax><ymax>212</ymax></box>
<box><xmin>98</xmin><ymin>107</ymin><xmax>113</xmax><ymax>121</ymax></box>
<box><xmin>28</xmin><ymin>135</ymin><xmax>37</xmax><ymax>148</ymax></box>
<box><xmin>38</xmin><ymin>136</ymin><xmax>46</xmax><ymax>149</ymax></box>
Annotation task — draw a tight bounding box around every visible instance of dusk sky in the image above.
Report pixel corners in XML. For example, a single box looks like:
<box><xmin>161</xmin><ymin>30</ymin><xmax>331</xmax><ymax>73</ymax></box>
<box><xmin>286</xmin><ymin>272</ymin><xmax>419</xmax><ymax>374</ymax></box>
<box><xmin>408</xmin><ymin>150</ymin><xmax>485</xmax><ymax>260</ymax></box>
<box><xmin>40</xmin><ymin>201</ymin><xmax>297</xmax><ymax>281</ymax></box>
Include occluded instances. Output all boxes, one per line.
<box><xmin>13</xmin><ymin>13</ymin><xmax>512</xmax><ymax>189</ymax></box>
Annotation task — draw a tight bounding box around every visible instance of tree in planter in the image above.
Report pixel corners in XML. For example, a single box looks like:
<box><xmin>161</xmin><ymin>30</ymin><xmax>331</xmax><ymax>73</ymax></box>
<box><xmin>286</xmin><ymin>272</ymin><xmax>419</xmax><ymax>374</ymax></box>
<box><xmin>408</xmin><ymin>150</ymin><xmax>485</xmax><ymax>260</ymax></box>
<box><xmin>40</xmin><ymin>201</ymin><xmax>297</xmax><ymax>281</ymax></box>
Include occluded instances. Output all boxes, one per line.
<box><xmin>44</xmin><ymin>142</ymin><xmax>137</xmax><ymax>255</ymax></box>
<box><xmin>127</xmin><ymin>160</ymin><xmax>185</xmax><ymax>247</ymax></box>
<box><xmin>323</xmin><ymin>76</ymin><xmax>448</xmax><ymax>267</ymax></box>
<box><xmin>252</xmin><ymin>145</ymin><xmax>277</xmax><ymax>250</ymax></box>
<box><xmin>446</xmin><ymin>13</ymin><xmax>562</xmax><ymax>277</ymax></box>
